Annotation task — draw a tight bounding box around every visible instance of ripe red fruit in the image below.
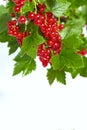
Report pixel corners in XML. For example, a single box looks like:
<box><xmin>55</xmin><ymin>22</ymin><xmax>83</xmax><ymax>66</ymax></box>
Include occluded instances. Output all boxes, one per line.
<box><xmin>78</xmin><ymin>49</ymin><xmax>87</xmax><ymax>56</ymax></box>
<box><xmin>11</xmin><ymin>13</ymin><xmax>15</xmax><ymax>17</ymax></box>
<box><xmin>18</xmin><ymin>16</ymin><xmax>26</xmax><ymax>24</ymax></box>
<box><xmin>14</xmin><ymin>5</ymin><xmax>21</xmax><ymax>13</ymax></box>
<box><xmin>28</xmin><ymin>12</ymin><xmax>35</xmax><ymax>20</ymax></box>
<box><xmin>59</xmin><ymin>24</ymin><xmax>64</xmax><ymax>30</ymax></box>
<box><xmin>17</xmin><ymin>32</ymin><xmax>23</xmax><ymax>39</ymax></box>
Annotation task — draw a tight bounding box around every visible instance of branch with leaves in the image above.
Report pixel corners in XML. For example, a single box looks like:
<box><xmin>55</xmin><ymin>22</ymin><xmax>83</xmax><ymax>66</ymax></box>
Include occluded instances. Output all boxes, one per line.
<box><xmin>0</xmin><ymin>0</ymin><xmax>87</xmax><ymax>85</ymax></box>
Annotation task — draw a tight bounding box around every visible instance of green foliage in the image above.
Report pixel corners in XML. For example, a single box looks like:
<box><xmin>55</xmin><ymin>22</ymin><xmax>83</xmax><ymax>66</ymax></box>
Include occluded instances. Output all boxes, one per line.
<box><xmin>13</xmin><ymin>53</ymin><xmax>36</xmax><ymax>76</ymax></box>
<box><xmin>60</xmin><ymin>49</ymin><xmax>84</xmax><ymax>69</ymax></box>
<box><xmin>0</xmin><ymin>5</ymin><xmax>8</xmax><ymax>16</ymax></box>
<box><xmin>51</xmin><ymin>49</ymin><xmax>84</xmax><ymax>70</ymax></box>
<box><xmin>6</xmin><ymin>0</ymin><xmax>15</xmax><ymax>13</ymax></box>
<box><xmin>0</xmin><ymin>13</ymin><xmax>11</xmax><ymax>33</ymax></box>
<box><xmin>0</xmin><ymin>13</ymin><xmax>11</xmax><ymax>43</ymax></box>
<box><xmin>51</xmin><ymin>54</ymin><xmax>64</xmax><ymax>70</ymax></box>
<box><xmin>46</xmin><ymin>0</ymin><xmax>71</xmax><ymax>17</ymax></box>
<box><xmin>21</xmin><ymin>1</ymin><xmax>35</xmax><ymax>14</ymax></box>
<box><xmin>21</xmin><ymin>24</ymin><xmax>45</xmax><ymax>59</ymax></box>
<box><xmin>8</xmin><ymin>39</ymin><xmax>19</xmax><ymax>55</ymax></box>
<box><xmin>0</xmin><ymin>31</ymin><xmax>12</xmax><ymax>43</ymax></box>
<box><xmin>80</xmin><ymin>57</ymin><xmax>87</xmax><ymax>77</ymax></box>
<box><xmin>63</xmin><ymin>34</ymin><xmax>84</xmax><ymax>50</ymax></box>
<box><xmin>68</xmin><ymin>0</ymin><xmax>87</xmax><ymax>7</ymax></box>
<box><xmin>47</xmin><ymin>68</ymin><xmax>66</xmax><ymax>85</ymax></box>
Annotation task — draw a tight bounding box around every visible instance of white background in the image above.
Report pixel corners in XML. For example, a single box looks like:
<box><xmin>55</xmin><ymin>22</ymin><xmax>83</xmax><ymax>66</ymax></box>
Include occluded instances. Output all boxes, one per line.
<box><xmin>0</xmin><ymin>1</ymin><xmax>87</xmax><ymax>130</ymax></box>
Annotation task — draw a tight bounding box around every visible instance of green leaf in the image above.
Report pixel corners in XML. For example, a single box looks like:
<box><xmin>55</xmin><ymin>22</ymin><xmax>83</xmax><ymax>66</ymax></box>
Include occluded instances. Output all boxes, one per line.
<box><xmin>13</xmin><ymin>53</ymin><xmax>36</xmax><ymax>76</ymax></box>
<box><xmin>0</xmin><ymin>31</ymin><xmax>12</xmax><ymax>43</ymax></box>
<box><xmin>6</xmin><ymin>0</ymin><xmax>15</xmax><ymax>13</ymax></box>
<box><xmin>51</xmin><ymin>54</ymin><xmax>65</xmax><ymax>70</ymax></box>
<box><xmin>21</xmin><ymin>1</ymin><xmax>35</xmax><ymax>14</ymax></box>
<box><xmin>47</xmin><ymin>67</ymin><xmax>66</xmax><ymax>85</ymax></box>
<box><xmin>0</xmin><ymin>5</ymin><xmax>8</xmax><ymax>16</ymax></box>
<box><xmin>63</xmin><ymin>34</ymin><xmax>84</xmax><ymax>50</ymax></box>
<box><xmin>56</xmin><ymin>70</ymin><xmax>66</xmax><ymax>85</ymax></box>
<box><xmin>46</xmin><ymin>0</ymin><xmax>56</xmax><ymax>9</ymax></box>
<box><xmin>46</xmin><ymin>0</ymin><xmax>71</xmax><ymax>17</ymax></box>
<box><xmin>0</xmin><ymin>13</ymin><xmax>11</xmax><ymax>33</ymax></box>
<box><xmin>71</xmin><ymin>69</ymin><xmax>80</xmax><ymax>78</ymax></box>
<box><xmin>8</xmin><ymin>39</ymin><xmax>19</xmax><ymax>55</ymax></box>
<box><xmin>60</xmin><ymin>49</ymin><xmax>84</xmax><ymax>69</ymax></box>
<box><xmin>68</xmin><ymin>0</ymin><xmax>87</xmax><ymax>7</ymax></box>
<box><xmin>21</xmin><ymin>24</ymin><xmax>45</xmax><ymax>59</ymax></box>
<box><xmin>65</xmin><ymin>67</ymin><xmax>80</xmax><ymax>79</ymax></box>
<box><xmin>47</xmin><ymin>68</ymin><xmax>56</xmax><ymax>85</ymax></box>
<box><xmin>61</xmin><ymin>18</ymin><xmax>85</xmax><ymax>39</ymax></box>
<box><xmin>80</xmin><ymin>57</ymin><xmax>87</xmax><ymax>77</ymax></box>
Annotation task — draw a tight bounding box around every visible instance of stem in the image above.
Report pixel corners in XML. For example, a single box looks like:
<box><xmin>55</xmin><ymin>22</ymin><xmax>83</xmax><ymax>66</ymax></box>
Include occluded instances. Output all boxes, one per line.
<box><xmin>33</xmin><ymin>0</ymin><xmax>38</xmax><ymax>13</ymax></box>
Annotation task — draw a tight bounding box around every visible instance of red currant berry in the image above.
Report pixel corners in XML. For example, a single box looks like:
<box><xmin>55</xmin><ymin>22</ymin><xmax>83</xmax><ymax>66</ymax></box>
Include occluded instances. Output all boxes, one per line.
<box><xmin>59</xmin><ymin>24</ymin><xmax>64</xmax><ymax>30</ymax></box>
<box><xmin>18</xmin><ymin>16</ymin><xmax>26</xmax><ymax>24</ymax></box>
<box><xmin>14</xmin><ymin>5</ymin><xmax>21</xmax><ymax>13</ymax></box>
<box><xmin>28</xmin><ymin>12</ymin><xmax>35</xmax><ymax>20</ymax></box>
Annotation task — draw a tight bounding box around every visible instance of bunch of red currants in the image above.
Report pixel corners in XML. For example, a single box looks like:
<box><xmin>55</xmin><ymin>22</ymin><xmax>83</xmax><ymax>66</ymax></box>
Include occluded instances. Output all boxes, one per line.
<box><xmin>7</xmin><ymin>0</ymin><xmax>64</xmax><ymax>67</ymax></box>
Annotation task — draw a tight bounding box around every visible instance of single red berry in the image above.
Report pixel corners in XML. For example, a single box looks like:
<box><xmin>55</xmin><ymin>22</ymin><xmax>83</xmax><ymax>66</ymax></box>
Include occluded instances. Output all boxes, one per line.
<box><xmin>14</xmin><ymin>5</ymin><xmax>21</xmax><ymax>13</ymax></box>
<box><xmin>18</xmin><ymin>16</ymin><xmax>26</xmax><ymax>24</ymax></box>
<box><xmin>11</xmin><ymin>13</ymin><xmax>15</xmax><ymax>17</ymax></box>
<box><xmin>78</xmin><ymin>49</ymin><xmax>87</xmax><ymax>56</ymax></box>
<box><xmin>52</xmin><ymin>42</ymin><xmax>60</xmax><ymax>50</ymax></box>
<box><xmin>28</xmin><ymin>12</ymin><xmax>35</xmax><ymax>20</ymax></box>
<box><xmin>59</xmin><ymin>24</ymin><xmax>64</xmax><ymax>30</ymax></box>
<box><xmin>17</xmin><ymin>32</ymin><xmax>23</xmax><ymax>39</ymax></box>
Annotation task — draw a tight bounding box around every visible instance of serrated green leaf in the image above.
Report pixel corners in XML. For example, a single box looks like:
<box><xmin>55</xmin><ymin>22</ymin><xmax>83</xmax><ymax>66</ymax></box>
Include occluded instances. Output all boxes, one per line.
<box><xmin>13</xmin><ymin>53</ymin><xmax>36</xmax><ymax>76</ymax></box>
<box><xmin>51</xmin><ymin>54</ymin><xmax>65</xmax><ymax>70</ymax></box>
<box><xmin>65</xmin><ymin>67</ymin><xmax>80</xmax><ymax>79</ymax></box>
<box><xmin>61</xmin><ymin>49</ymin><xmax>84</xmax><ymax>69</ymax></box>
<box><xmin>0</xmin><ymin>13</ymin><xmax>11</xmax><ymax>33</ymax></box>
<box><xmin>0</xmin><ymin>31</ymin><xmax>12</xmax><ymax>43</ymax></box>
<box><xmin>21</xmin><ymin>24</ymin><xmax>45</xmax><ymax>59</ymax></box>
<box><xmin>63</xmin><ymin>34</ymin><xmax>84</xmax><ymax>50</ymax></box>
<box><xmin>47</xmin><ymin>67</ymin><xmax>66</xmax><ymax>85</ymax></box>
<box><xmin>71</xmin><ymin>69</ymin><xmax>80</xmax><ymax>78</ymax></box>
<box><xmin>46</xmin><ymin>0</ymin><xmax>56</xmax><ymax>9</ymax></box>
<box><xmin>8</xmin><ymin>39</ymin><xmax>19</xmax><ymax>55</ymax></box>
<box><xmin>47</xmin><ymin>68</ymin><xmax>56</xmax><ymax>85</ymax></box>
<box><xmin>53</xmin><ymin>1</ymin><xmax>70</xmax><ymax>17</ymax></box>
<box><xmin>61</xmin><ymin>18</ymin><xmax>85</xmax><ymax>39</ymax></box>
<box><xmin>46</xmin><ymin>0</ymin><xmax>71</xmax><ymax>17</ymax></box>
<box><xmin>56</xmin><ymin>70</ymin><xmax>66</xmax><ymax>85</ymax></box>
<box><xmin>21</xmin><ymin>1</ymin><xmax>35</xmax><ymax>14</ymax></box>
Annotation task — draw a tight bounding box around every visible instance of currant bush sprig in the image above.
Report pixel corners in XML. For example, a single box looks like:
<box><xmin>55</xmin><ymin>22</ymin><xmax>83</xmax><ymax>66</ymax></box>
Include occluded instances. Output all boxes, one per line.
<box><xmin>1</xmin><ymin>0</ymin><xmax>87</xmax><ymax>85</ymax></box>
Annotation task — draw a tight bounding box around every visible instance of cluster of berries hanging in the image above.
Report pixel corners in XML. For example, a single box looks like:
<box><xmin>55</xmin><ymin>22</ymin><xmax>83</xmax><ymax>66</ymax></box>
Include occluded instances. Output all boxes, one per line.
<box><xmin>7</xmin><ymin>0</ymin><xmax>64</xmax><ymax>67</ymax></box>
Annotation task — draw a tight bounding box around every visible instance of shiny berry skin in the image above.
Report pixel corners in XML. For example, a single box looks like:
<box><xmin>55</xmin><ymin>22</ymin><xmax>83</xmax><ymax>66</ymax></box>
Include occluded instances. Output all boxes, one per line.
<box><xmin>17</xmin><ymin>32</ymin><xmax>23</xmax><ymax>39</ymax></box>
<box><xmin>28</xmin><ymin>12</ymin><xmax>35</xmax><ymax>20</ymax></box>
<box><xmin>14</xmin><ymin>5</ymin><xmax>21</xmax><ymax>13</ymax></box>
<box><xmin>18</xmin><ymin>16</ymin><xmax>26</xmax><ymax>24</ymax></box>
<box><xmin>78</xmin><ymin>49</ymin><xmax>87</xmax><ymax>56</ymax></box>
<box><xmin>59</xmin><ymin>24</ymin><xmax>64</xmax><ymax>30</ymax></box>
